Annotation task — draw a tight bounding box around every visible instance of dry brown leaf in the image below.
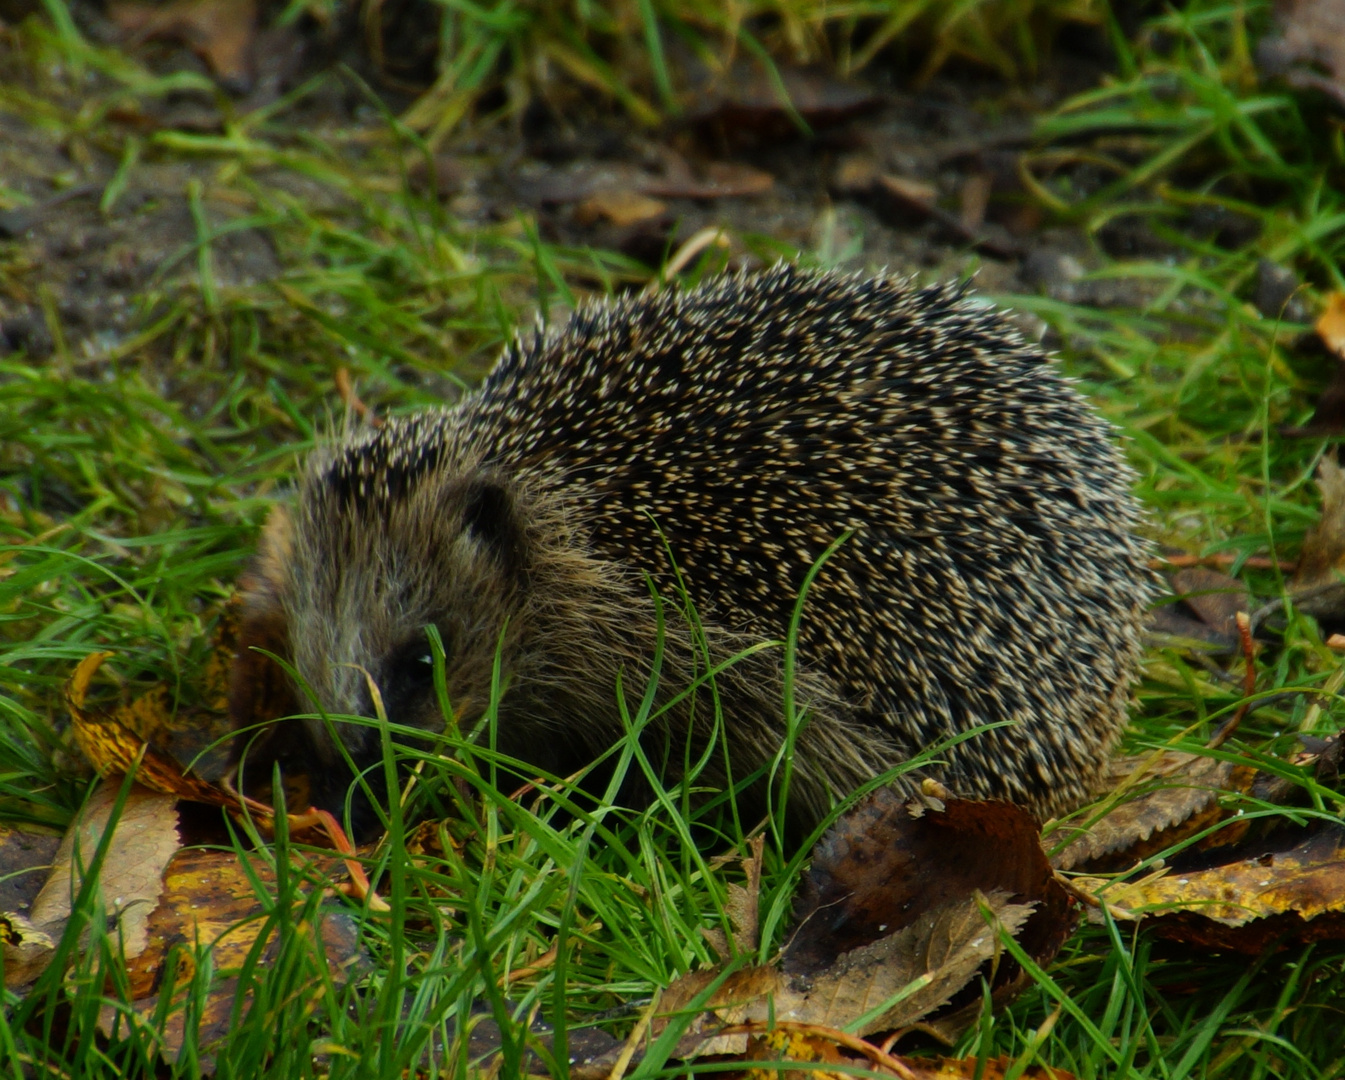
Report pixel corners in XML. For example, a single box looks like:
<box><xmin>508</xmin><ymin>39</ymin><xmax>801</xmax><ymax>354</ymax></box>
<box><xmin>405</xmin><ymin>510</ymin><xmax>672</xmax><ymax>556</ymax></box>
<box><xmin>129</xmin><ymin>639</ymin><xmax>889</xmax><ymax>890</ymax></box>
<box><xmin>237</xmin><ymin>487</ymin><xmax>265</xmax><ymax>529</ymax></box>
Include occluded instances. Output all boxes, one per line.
<box><xmin>774</xmin><ymin>892</ymin><xmax>1034</xmax><ymax>1037</ymax></box>
<box><xmin>959</xmin><ymin>173</ymin><xmax>993</xmax><ymax>232</ymax></box>
<box><xmin>664</xmin><ymin>890</ymin><xmax>1038</xmax><ymax>1068</ymax></box>
<box><xmin>1319</xmin><ymin>291</ymin><xmax>1345</xmax><ymax>357</ymax></box>
<box><xmin>1076</xmin><ymin>823</ymin><xmax>1345</xmax><ymax>953</ymax></box>
<box><xmin>109</xmin><ymin>0</ymin><xmax>258</xmax><ymax>90</ymax></box>
<box><xmin>5</xmin><ymin>781</ymin><xmax>181</xmax><ymax>989</ymax></box>
<box><xmin>66</xmin><ymin>646</ymin><xmax>351</xmax><ymax>865</ymax></box>
<box><xmin>701</xmin><ymin>834</ymin><xmax>764</xmax><ymax>960</ymax></box>
<box><xmin>788</xmin><ymin>791</ymin><xmax>1073</xmax><ymax>980</ymax></box>
<box><xmin>664</xmin><ymin>897</ymin><xmax>1034</xmax><ymax>1060</ymax></box>
<box><xmin>831</xmin><ymin>154</ymin><xmax>880</xmax><ymax>196</ymax></box>
<box><xmin>1052</xmin><ymin>751</ymin><xmax>1240</xmax><ymax>871</ymax></box>
<box><xmin>876</xmin><ymin>174</ymin><xmax>938</xmax><ymax>213</ymax></box>
<box><xmin>1290</xmin><ymin>457</ymin><xmax>1345</xmax><ymax>619</ymax></box>
<box><xmin>1147</xmin><ymin>604</ymin><xmax>1243</xmax><ymax>653</ymax></box>
<box><xmin>661</xmin><ymin>965</ymin><xmax>785</xmax><ymax>1057</ymax></box>
<box><xmin>868</xmin><ymin>174</ymin><xmax>1017</xmax><ymax>259</ymax></box>
<box><xmin>66</xmin><ymin>652</ymin><xmax>239</xmax><ymax>807</ymax></box>
<box><xmin>574</xmin><ymin>190</ymin><xmax>667</xmax><ymax>227</ymax></box>
<box><xmin>661</xmin><ymin>793</ymin><xmax>1072</xmax><ymax>1061</ymax></box>
<box><xmin>642</xmin><ymin>162</ymin><xmax>775</xmax><ymax>199</ymax></box>
<box><xmin>1170</xmin><ymin>567</ymin><xmax>1249</xmax><ymax>641</ymax></box>
<box><xmin>99</xmin><ymin>846</ymin><xmax>365</xmax><ymax>1061</ymax></box>
<box><xmin>683</xmin><ymin>59</ymin><xmax>882</xmax><ymax>136</ymax></box>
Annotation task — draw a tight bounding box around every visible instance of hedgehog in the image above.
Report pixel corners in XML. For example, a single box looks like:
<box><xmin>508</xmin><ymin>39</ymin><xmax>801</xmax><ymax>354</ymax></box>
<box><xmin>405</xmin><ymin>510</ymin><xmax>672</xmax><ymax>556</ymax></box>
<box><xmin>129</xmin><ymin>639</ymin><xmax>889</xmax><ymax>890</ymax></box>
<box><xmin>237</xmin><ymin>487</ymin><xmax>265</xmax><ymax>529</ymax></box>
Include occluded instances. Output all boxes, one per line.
<box><xmin>229</xmin><ymin>264</ymin><xmax>1153</xmax><ymax>840</ymax></box>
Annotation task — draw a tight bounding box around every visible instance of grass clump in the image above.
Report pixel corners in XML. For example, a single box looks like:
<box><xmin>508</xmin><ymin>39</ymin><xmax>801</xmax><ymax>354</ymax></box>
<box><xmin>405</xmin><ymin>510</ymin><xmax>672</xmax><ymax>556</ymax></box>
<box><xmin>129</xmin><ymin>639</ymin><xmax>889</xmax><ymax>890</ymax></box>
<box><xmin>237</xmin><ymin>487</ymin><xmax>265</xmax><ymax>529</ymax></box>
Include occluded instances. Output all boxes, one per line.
<box><xmin>391</xmin><ymin>0</ymin><xmax>1099</xmax><ymax>137</ymax></box>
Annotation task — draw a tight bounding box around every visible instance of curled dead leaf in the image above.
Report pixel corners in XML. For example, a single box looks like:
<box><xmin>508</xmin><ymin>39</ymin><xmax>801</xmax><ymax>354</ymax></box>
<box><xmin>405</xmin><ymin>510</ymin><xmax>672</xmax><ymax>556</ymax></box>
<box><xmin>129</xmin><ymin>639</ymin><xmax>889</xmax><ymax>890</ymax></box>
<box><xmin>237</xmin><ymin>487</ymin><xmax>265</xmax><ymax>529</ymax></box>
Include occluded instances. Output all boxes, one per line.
<box><xmin>66</xmin><ymin>652</ymin><xmax>239</xmax><ymax>807</ymax></box>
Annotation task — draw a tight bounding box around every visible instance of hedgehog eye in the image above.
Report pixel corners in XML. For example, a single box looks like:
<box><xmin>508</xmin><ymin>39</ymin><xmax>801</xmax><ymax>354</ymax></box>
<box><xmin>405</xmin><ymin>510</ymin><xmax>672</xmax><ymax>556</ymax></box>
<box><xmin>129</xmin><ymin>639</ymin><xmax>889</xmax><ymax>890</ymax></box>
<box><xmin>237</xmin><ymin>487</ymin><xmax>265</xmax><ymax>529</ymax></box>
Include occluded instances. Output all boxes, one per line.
<box><xmin>381</xmin><ymin>636</ymin><xmax>447</xmax><ymax>714</ymax></box>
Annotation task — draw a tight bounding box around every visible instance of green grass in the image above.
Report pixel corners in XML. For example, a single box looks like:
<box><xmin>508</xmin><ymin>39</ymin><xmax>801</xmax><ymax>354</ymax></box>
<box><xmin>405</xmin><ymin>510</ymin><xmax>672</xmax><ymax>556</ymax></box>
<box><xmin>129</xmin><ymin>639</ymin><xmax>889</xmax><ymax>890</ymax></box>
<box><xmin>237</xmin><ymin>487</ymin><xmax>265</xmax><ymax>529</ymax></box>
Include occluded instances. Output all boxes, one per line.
<box><xmin>3</xmin><ymin>0</ymin><xmax>1345</xmax><ymax>1076</ymax></box>
<box><xmin>391</xmin><ymin>0</ymin><xmax>1097</xmax><ymax>137</ymax></box>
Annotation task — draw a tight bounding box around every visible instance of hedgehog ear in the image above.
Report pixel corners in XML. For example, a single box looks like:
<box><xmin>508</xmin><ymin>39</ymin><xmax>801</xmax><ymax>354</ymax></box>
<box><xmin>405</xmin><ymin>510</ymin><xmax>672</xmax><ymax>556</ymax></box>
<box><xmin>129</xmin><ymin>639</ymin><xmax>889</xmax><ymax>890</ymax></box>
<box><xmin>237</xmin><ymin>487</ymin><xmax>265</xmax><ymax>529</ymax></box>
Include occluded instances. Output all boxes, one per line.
<box><xmin>461</xmin><ymin>476</ymin><xmax>525</xmax><ymax>572</ymax></box>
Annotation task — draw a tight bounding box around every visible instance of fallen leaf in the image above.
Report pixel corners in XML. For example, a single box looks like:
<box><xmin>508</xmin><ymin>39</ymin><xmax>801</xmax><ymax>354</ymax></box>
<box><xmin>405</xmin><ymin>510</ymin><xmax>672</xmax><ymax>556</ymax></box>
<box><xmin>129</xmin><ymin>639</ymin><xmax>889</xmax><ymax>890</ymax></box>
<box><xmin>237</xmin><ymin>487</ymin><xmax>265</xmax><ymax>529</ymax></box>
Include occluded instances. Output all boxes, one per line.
<box><xmin>66</xmin><ymin>652</ymin><xmax>236</xmax><ymax>807</ymax></box>
<box><xmin>66</xmin><ymin>641</ymin><xmax>345</xmax><ymax>854</ymax></box>
<box><xmin>660</xmin><ymin>965</ymin><xmax>785</xmax><ymax>1057</ymax></box>
<box><xmin>1170</xmin><ymin>567</ymin><xmax>1249</xmax><ymax>641</ymax></box>
<box><xmin>701</xmin><ymin>835</ymin><xmax>764</xmax><ymax>960</ymax></box>
<box><xmin>5</xmin><ymin>781</ymin><xmax>181</xmax><ymax>989</ymax></box>
<box><xmin>1076</xmin><ymin>822</ymin><xmax>1345</xmax><ymax>953</ymax></box>
<box><xmin>109</xmin><ymin>0</ymin><xmax>258</xmax><ymax>92</ymax></box>
<box><xmin>683</xmin><ymin>60</ymin><xmax>882</xmax><ymax>137</ymax></box>
<box><xmin>642</xmin><ymin>162</ymin><xmax>774</xmax><ymax>200</ymax></box>
<box><xmin>1147</xmin><ymin>603</ymin><xmax>1243</xmax><ymax>654</ymax></box>
<box><xmin>664</xmin><ymin>894</ymin><xmax>1040</xmax><ymax>1066</ymax></box>
<box><xmin>871</xmin><ymin>174</ymin><xmax>1019</xmax><ymax>259</ymax></box>
<box><xmin>659</xmin><ymin>793</ymin><xmax>1073</xmax><ymax>1061</ymax></box>
<box><xmin>1288</xmin><ymin>456</ymin><xmax>1345</xmax><ymax>623</ymax></box>
<box><xmin>776</xmin><ymin>891</ymin><xmax>1035</xmax><ymax>1037</ymax></box>
<box><xmin>99</xmin><ymin>846</ymin><xmax>366</xmax><ymax>1062</ymax></box>
<box><xmin>0</xmin><ymin>913</ymin><xmax>55</xmax><ymax>988</ymax></box>
<box><xmin>1052</xmin><ymin>751</ymin><xmax>1242</xmax><ymax>872</ymax></box>
<box><xmin>1317</xmin><ymin>291</ymin><xmax>1345</xmax><ymax>357</ymax></box>
<box><xmin>831</xmin><ymin>154</ymin><xmax>880</xmax><ymax>196</ymax></box>
<box><xmin>574</xmin><ymin>190</ymin><xmax>667</xmax><ymax>227</ymax></box>
<box><xmin>958</xmin><ymin>173</ymin><xmax>993</xmax><ymax>232</ymax></box>
<box><xmin>875</xmin><ymin>173</ymin><xmax>938</xmax><ymax>214</ymax></box>
<box><xmin>788</xmin><ymin>792</ymin><xmax>1072</xmax><ymax>978</ymax></box>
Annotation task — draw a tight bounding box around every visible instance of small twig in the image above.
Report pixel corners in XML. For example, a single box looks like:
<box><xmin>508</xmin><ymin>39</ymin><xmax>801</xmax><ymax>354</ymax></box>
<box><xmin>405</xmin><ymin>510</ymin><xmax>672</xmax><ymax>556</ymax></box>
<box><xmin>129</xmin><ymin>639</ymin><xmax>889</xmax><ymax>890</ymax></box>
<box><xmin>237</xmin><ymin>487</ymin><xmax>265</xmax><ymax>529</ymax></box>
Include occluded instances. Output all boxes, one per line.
<box><xmin>1151</xmin><ymin>552</ymin><xmax>1296</xmax><ymax>572</ymax></box>
<box><xmin>645</xmin><ymin>227</ymin><xmax>731</xmax><ymax>293</ymax></box>
<box><xmin>499</xmin><ymin>944</ymin><xmax>559</xmax><ymax>988</ymax></box>
<box><xmin>335</xmin><ymin>367</ymin><xmax>381</xmax><ymax>426</ymax></box>
<box><xmin>1053</xmin><ymin>870</ymin><xmax>1137</xmax><ymax>922</ymax></box>
<box><xmin>311</xmin><ymin>807</ymin><xmax>391</xmax><ymax>912</ymax></box>
<box><xmin>1208</xmin><ymin>611</ymin><xmax>1254</xmax><ymax>749</ymax></box>
<box><xmin>604</xmin><ymin>989</ymin><xmax>660</xmax><ymax>1080</ymax></box>
<box><xmin>219</xmin><ymin>771</ymin><xmax>306</xmax><ymax>821</ymax></box>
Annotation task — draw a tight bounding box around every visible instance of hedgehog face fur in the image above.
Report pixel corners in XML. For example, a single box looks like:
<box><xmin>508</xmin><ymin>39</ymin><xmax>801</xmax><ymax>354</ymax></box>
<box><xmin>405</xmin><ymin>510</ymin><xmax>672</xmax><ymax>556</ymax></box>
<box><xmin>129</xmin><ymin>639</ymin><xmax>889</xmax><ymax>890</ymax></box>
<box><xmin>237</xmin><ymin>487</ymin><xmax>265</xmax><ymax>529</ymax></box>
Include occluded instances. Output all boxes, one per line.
<box><xmin>231</xmin><ymin>264</ymin><xmax>1153</xmax><ymax>839</ymax></box>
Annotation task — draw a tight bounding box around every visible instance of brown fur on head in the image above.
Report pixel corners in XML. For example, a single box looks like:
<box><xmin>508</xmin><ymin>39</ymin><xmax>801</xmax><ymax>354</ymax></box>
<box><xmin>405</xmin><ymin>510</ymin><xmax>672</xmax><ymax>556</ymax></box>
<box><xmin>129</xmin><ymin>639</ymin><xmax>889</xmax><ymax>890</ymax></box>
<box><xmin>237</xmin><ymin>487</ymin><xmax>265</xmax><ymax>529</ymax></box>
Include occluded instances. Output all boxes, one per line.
<box><xmin>230</xmin><ymin>415</ymin><xmax>875</xmax><ymax>839</ymax></box>
<box><xmin>229</xmin><ymin>507</ymin><xmax>301</xmax><ymax>790</ymax></box>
